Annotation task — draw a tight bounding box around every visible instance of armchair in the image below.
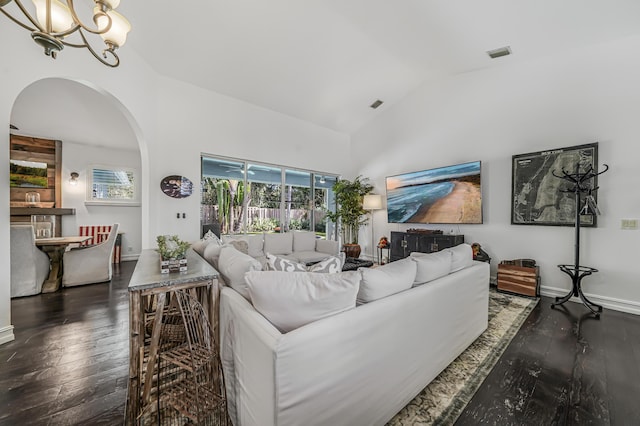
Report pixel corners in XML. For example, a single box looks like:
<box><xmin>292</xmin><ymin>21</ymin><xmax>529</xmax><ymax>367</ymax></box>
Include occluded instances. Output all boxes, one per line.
<box><xmin>63</xmin><ymin>223</ymin><xmax>120</xmax><ymax>287</ymax></box>
<box><xmin>10</xmin><ymin>224</ymin><xmax>50</xmax><ymax>298</ymax></box>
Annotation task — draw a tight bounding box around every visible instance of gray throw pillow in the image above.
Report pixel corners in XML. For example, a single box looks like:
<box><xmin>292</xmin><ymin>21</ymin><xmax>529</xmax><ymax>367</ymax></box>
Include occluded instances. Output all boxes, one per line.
<box><xmin>307</xmin><ymin>253</ymin><xmax>345</xmax><ymax>273</ymax></box>
<box><xmin>265</xmin><ymin>253</ymin><xmax>307</xmax><ymax>272</ymax></box>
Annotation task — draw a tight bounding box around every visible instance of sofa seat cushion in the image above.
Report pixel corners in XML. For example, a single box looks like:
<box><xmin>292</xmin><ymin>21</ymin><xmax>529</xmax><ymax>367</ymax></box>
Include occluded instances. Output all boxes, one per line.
<box><xmin>218</xmin><ymin>245</ymin><xmax>263</xmax><ymax>300</ymax></box>
<box><xmin>410</xmin><ymin>250</ymin><xmax>452</xmax><ymax>285</ymax></box>
<box><xmin>293</xmin><ymin>250</ymin><xmax>334</xmax><ymax>265</ymax></box>
<box><xmin>245</xmin><ymin>270</ymin><xmax>361</xmax><ymax>333</ymax></box>
<box><xmin>263</xmin><ymin>232</ymin><xmax>293</xmax><ymax>255</ymax></box>
<box><xmin>358</xmin><ymin>257</ymin><xmax>416</xmax><ymax>304</ymax></box>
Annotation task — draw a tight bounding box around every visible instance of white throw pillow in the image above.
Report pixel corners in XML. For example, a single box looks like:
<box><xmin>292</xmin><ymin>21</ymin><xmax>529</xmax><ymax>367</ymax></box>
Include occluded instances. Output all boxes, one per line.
<box><xmin>265</xmin><ymin>252</ymin><xmax>307</xmax><ymax>272</ymax></box>
<box><xmin>245</xmin><ymin>271</ymin><xmax>361</xmax><ymax>333</ymax></box>
<box><xmin>447</xmin><ymin>243</ymin><xmax>474</xmax><ymax>272</ymax></box>
<box><xmin>307</xmin><ymin>253</ymin><xmax>345</xmax><ymax>273</ymax></box>
<box><xmin>410</xmin><ymin>250</ymin><xmax>452</xmax><ymax>285</ymax></box>
<box><xmin>218</xmin><ymin>245</ymin><xmax>262</xmax><ymax>300</ymax></box>
<box><xmin>292</xmin><ymin>231</ymin><xmax>316</xmax><ymax>252</ymax></box>
<box><xmin>357</xmin><ymin>258</ymin><xmax>416</xmax><ymax>304</ymax></box>
<box><xmin>263</xmin><ymin>232</ymin><xmax>293</xmax><ymax>255</ymax></box>
<box><xmin>222</xmin><ymin>234</ymin><xmax>264</xmax><ymax>258</ymax></box>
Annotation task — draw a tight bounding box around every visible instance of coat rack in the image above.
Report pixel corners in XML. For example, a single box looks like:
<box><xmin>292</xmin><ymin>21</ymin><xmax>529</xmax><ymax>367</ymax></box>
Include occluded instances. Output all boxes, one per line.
<box><xmin>550</xmin><ymin>162</ymin><xmax>609</xmax><ymax>318</ymax></box>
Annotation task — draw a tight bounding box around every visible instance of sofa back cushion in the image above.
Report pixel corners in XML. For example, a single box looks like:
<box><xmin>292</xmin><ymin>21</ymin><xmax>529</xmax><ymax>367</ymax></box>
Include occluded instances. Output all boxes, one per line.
<box><xmin>292</xmin><ymin>231</ymin><xmax>316</xmax><ymax>252</ymax></box>
<box><xmin>410</xmin><ymin>250</ymin><xmax>452</xmax><ymax>285</ymax></box>
<box><xmin>192</xmin><ymin>230</ymin><xmax>223</xmax><ymax>257</ymax></box>
<box><xmin>245</xmin><ymin>271</ymin><xmax>360</xmax><ymax>333</ymax></box>
<box><xmin>218</xmin><ymin>245</ymin><xmax>262</xmax><ymax>300</ymax></box>
<box><xmin>263</xmin><ymin>232</ymin><xmax>293</xmax><ymax>255</ymax></box>
<box><xmin>202</xmin><ymin>241</ymin><xmax>224</xmax><ymax>270</ymax></box>
<box><xmin>447</xmin><ymin>243</ymin><xmax>474</xmax><ymax>272</ymax></box>
<box><xmin>222</xmin><ymin>234</ymin><xmax>264</xmax><ymax>258</ymax></box>
<box><xmin>315</xmin><ymin>239</ymin><xmax>340</xmax><ymax>256</ymax></box>
<box><xmin>357</xmin><ymin>258</ymin><xmax>416</xmax><ymax>304</ymax></box>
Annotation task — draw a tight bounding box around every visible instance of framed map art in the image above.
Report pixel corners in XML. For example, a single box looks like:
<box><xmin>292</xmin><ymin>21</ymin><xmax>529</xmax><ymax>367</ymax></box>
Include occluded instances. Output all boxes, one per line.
<box><xmin>511</xmin><ymin>142</ymin><xmax>599</xmax><ymax>227</ymax></box>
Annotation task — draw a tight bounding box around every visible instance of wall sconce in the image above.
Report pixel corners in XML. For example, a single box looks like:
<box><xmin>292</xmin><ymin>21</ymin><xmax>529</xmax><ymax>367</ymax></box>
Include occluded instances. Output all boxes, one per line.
<box><xmin>69</xmin><ymin>172</ymin><xmax>79</xmax><ymax>185</ymax></box>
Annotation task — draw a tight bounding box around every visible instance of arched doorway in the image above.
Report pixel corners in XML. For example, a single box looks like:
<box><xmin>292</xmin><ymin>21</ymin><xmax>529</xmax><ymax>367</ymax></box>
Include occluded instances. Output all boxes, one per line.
<box><xmin>9</xmin><ymin>77</ymin><xmax>145</xmax><ymax>289</ymax></box>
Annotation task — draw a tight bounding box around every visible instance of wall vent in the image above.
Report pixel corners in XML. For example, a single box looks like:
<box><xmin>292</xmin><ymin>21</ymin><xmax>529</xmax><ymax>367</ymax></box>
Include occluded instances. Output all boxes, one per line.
<box><xmin>487</xmin><ymin>46</ymin><xmax>512</xmax><ymax>59</ymax></box>
<box><xmin>370</xmin><ymin>99</ymin><xmax>384</xmax><ymax>109</ymax></box>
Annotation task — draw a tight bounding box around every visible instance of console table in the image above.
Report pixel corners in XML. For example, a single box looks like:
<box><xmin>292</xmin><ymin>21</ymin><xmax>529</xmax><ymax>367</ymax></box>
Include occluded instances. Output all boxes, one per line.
<box><xmin>125</xmin><ymin>249</ymin><xmax>221</xmax><ymax>424</ymax></box>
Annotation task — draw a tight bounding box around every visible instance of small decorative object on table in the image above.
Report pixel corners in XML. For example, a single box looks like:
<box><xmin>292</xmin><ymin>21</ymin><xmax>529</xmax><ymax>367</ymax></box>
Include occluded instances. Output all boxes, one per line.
<box><xmin>378</xmin><ymin>236</ymin><xmax>389</xmax><ymax>248</ymax></box>
<box><xmin>471</xmin><ymin>242</ymin><xmax>491</xmax><ymax>263</ymax></box>
<box><xmin>156</xmin><ymin>235</ymin><xmax>190</xmax><ymax>273</ymax></box>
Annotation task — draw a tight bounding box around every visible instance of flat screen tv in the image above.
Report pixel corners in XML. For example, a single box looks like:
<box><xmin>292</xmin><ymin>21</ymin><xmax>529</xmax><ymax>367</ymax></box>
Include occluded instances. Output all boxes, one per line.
<box><xmin>385</xmin><ymin>161</ymin><xmax>482</xmax><ymax>224</ymax></box>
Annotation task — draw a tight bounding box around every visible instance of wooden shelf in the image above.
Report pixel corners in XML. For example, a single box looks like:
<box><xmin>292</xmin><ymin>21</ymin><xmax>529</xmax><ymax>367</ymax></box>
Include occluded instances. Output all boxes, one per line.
<box><xmin>10</xmin><ymin>207</ymin><xmax>76</xmax><ymax>216</ymax></box>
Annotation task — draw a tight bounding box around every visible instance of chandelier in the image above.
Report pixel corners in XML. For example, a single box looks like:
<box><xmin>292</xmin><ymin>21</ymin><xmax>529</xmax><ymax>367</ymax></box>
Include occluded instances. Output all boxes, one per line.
<box><xmin>0</xmin><ymin>0</ymin><xmax>131</xmax><ymax>67</ymax></box>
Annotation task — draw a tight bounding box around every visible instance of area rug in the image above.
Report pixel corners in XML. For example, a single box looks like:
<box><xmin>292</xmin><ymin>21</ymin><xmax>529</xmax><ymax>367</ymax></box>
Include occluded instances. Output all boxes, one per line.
<box><xmin>387</xmin><ymin>289</ymin><xmax>539</xmax><ymax>426</ymax></box>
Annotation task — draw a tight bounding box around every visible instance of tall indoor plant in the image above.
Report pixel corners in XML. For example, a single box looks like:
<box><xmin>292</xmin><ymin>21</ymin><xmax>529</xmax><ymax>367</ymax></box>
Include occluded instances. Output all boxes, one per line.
<box><xmin>327</xmin><ymin>175</ymin><xmax>374</xmax><ymax>258</ymax></box>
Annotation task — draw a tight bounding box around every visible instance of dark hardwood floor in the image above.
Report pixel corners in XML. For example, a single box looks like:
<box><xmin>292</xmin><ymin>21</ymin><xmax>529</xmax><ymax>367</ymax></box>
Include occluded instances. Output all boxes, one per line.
<box><xmin>1</xmin><ymin>262</ymin><xmax>639</xmax><ymax>425</ymax></box>
<box><xmin>459</xmin><ymin>291</ymin><xmax>640</xmax><ymax>425</ymax></box>
<box><xmin>0</xmin><ymin>261</ymin><xmax>133</xmax><ymax>426</ymax></box>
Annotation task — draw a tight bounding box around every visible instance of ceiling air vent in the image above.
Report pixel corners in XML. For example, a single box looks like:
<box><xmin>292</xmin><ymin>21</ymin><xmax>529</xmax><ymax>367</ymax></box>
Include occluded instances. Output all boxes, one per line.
<box><xmin>370</xmin><ymin>99</ymin><xmax>384</xmax><ymax>109</ymax></box>
<box><xmin>487</xmin><ymin>46</ymin><xmax>512</xmax><ymax>59</ymax></box>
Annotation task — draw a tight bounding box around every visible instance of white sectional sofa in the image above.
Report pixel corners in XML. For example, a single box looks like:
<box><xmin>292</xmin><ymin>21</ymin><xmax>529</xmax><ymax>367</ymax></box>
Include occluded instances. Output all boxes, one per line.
<box><xmin>193</xmin><ymin>231</ymin><xmax>340</xmax><ymax>270</ymax></box>
<box><xmin>218</xmin><ymin>244</ymin><xmax>490</xmax><ymax>426</ymax></box>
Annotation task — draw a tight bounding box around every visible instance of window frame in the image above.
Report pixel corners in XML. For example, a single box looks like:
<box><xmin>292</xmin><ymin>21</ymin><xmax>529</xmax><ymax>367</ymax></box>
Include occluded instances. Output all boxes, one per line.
<box><xmin>85</xmin><ymin>164</ymin><xmax>140</xmax><ymax>206</ymax></box>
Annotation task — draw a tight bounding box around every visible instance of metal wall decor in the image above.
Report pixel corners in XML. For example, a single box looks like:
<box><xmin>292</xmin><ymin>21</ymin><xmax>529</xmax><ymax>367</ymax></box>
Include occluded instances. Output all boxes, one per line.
<box><xmin>511</xmin><ymin>143</ymin><xmax>599</xmax><ymax>227</ymax></box>
<box><xmin>160</xmin><ymin>175</ymin><xmax>193</xmax><ymax>199</ymax></box>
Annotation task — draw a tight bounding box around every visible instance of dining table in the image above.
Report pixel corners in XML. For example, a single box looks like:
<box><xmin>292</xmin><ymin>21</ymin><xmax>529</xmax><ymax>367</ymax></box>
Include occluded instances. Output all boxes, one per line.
<box><xmin>35</xmin><ymin>236</ymin><xmax>92</xmax><ymax>293</ymax></box>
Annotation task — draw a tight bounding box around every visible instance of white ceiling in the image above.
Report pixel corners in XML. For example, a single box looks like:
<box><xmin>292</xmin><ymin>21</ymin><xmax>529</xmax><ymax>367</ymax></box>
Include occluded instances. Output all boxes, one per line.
<box><xmin>120</xmin><ymin>0</ymin><xmax>640</xmax><ymax>134</ymax></box>
<box><xmin>10</xmin><ymin>0</ymin><xmax>640</xmax><ymax>142</ymax></box>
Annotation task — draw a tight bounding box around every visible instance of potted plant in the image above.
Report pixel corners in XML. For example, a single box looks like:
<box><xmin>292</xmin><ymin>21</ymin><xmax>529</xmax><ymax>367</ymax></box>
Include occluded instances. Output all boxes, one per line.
<box><xmin>156</xmin><ymin>235</ymin><xmax>191</xmax><ymax>273</ymax></box>
<box><xmin>326</xmin><ymin>175</ymin><xmax>374</xmax><ymax>258</ymax></box>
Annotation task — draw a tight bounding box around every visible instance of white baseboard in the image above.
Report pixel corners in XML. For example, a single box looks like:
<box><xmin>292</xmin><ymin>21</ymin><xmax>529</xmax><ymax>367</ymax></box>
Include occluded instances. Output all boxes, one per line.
<box><xmin>121</xmin><ymin>254</ymin><xmax>140</xmax><ymax>262</ymax></box>
<box><xmin>540</xmin><ymin>285</ymin><xmax>640</xmax><ymax>316</ymax></box>
<box><xmin>0</xmin><ymin>325</ymin><xmax>15</xmax><ymax>346</ymax></box>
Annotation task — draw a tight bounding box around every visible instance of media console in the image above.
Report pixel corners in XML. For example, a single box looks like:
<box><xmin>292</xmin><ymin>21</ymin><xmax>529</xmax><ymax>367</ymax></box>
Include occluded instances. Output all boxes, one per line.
<box><xmin>390</xmin><ymin>231</ymin><xmax>464</xmax><ymax>261</ymax></box>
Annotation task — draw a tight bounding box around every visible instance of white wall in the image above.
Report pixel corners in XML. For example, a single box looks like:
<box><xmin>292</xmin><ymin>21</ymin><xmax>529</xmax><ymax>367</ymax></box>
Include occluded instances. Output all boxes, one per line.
<box><xmin>1</xmin><ymin>22</ymin><xmax>351</xmax><ymax>344</ymax></box>
<box><xmin>61</xmin><ymin>142</ymin><xmax>142</xmax><ymax>260</ymax></box>
<box><xmin>148</xmin><ymin>76</ymin><xmax>351</xmax><ymax>242</ymax></box>
<box><xmin>352</xmin><ymin>36</ymin><xmax>640</xmax><ymax>314</ymax></box>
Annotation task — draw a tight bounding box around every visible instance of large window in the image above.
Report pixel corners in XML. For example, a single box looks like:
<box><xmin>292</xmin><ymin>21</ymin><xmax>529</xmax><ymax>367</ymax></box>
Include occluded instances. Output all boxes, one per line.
<box><xmin>201</xmin><ymin>156</ymin><xmax>338</xmax><ymax>239</ymax></box>
<box><xmin>86</xmin><ymin>165</ymin><xmax>139</xmax><ymax>206</ymax></box>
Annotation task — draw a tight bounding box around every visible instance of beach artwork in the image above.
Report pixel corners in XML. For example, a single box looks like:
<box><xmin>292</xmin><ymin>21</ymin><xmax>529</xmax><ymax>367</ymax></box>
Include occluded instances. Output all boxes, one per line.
<box><xmin>386</xmin><ymin>161</ymin><xmax>482</xmax><ymax>224</ymax></box>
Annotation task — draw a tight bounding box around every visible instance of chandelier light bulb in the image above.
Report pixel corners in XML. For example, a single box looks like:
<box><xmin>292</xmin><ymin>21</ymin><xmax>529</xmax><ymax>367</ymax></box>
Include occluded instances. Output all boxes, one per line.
<box><xmin>32</xmin><ymin>0</ymin><xmax>74</xmax><ymax>33</ymax></box>
<box><xmin>94</xmin><ymin>6</ymin><xmax>130</xmax><ymax>48</ymax></box>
